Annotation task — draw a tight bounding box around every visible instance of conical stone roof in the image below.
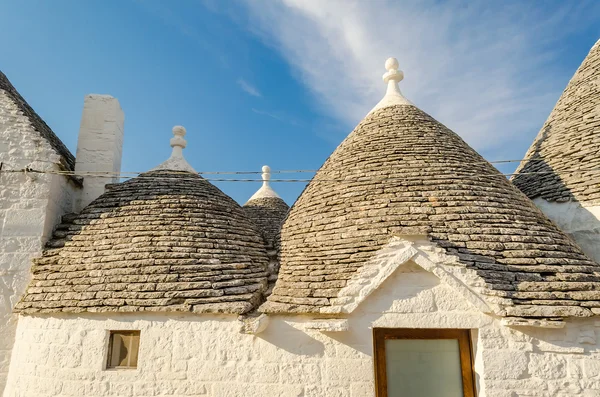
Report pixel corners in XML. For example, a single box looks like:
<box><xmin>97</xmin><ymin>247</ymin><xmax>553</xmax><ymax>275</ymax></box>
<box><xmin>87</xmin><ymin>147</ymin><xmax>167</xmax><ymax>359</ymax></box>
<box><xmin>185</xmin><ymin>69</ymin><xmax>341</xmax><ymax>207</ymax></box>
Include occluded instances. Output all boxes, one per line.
<box><xmin>262</xmin><ymin>59</ymin><xmax>600</xmax><ymax>318</ymax></box>
<box><xmin>243</xmin><ymin>198</ymin><xmax>289</xmax><ymax>249</ymax></box>
<box><xmin>243</xmin><ymin>166</ymin><xmax>290</xmax><ymax>249</ymax></box>
<box><xmin>16</xmin><ymin>128</ymin><xmax>270</xmax><ymax>315</ymax></box>
<box><xmin>512</xmin><ymin>39</ymin><xmax>600</xmax><ymax>204</ymax></box>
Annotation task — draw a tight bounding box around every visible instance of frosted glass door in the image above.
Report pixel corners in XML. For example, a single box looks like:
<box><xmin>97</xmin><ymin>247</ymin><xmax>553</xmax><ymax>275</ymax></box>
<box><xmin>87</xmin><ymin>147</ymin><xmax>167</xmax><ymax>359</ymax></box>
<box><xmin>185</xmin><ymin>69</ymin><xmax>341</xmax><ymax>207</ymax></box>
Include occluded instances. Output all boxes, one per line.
<box><xmin>384</xmin><ymin>339</ymin><xmax>464</xmax><ymax>397</ymax></box>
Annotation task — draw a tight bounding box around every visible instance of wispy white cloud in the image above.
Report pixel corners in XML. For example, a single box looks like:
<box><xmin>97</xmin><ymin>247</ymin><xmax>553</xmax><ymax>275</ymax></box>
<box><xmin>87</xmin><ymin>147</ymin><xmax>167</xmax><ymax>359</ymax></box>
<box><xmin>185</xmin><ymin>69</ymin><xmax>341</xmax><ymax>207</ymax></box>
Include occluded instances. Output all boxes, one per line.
<box><xmin>251</xmin><ymin>108</ymin><xmax>300</xmax><ymax>126</ymax></box>
<box><xmin>238</xmin><ymin>79</ymin><xmax>262</xmax><ymax>97</ymax></box>
<box><xmin>252</xmin><ymin>108</ymin><xmax>281</xmax><ymax>121</ymax></box>
<box><xmin>237</xmin><ymin>0</ymin><xmax>599</xmax><ymax>154</ymax></box>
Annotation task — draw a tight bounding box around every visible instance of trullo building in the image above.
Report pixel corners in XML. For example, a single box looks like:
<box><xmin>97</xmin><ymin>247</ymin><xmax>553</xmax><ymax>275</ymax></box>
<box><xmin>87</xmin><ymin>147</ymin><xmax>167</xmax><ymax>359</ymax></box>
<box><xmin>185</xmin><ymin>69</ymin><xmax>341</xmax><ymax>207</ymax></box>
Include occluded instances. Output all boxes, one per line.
<box><xmin>1</xmin><ymin>39</ymin><xmax>600</xmax><ymax>397</ymax></box>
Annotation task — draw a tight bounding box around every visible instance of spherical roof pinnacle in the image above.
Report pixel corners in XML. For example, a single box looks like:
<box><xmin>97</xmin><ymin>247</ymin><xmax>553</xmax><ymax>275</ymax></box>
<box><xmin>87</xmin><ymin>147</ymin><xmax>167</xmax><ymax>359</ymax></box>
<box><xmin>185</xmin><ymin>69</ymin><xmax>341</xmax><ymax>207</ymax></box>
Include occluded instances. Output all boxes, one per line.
<box><xmin>369</xmin><ymin>57</ymin><xmax>412</xmax><ymax>113</ymax></box>
<box><xmin>385</xmin><ymin>57</ymin><xmax>399</xmax><ymax>71</ymax></box>
<box><xmin>170</xmin><ymin>125</ymin><xmax>187</xmax><ymax>149</ymax></box>
<box><xmin>262</xmin><ymin>165</ymin><xmax>271</xmax><ymax>182</ymax></box>
<box><xmin>383</xmin><ymin>57</ymin><xmax>404</xmax><ymax>83</ymax></box>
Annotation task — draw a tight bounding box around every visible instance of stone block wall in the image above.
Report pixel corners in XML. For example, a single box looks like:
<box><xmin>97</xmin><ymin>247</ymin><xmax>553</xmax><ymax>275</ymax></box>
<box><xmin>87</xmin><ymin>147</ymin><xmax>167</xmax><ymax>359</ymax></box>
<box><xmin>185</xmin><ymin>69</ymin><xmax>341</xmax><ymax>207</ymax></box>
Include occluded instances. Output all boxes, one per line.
<box><xmin>4</xmin><ymin>263</ymin><xmax>600</xmax><ymax>396</ymax></box>
<box><xmin>478</xmin><ymin>320</ymin><xmax>600</xmax><ymax>397</ymax></box>
<box><xmin>0</xmin><ymin>90</ymin><xmax>78</xmax><ymax>393</ymax></box>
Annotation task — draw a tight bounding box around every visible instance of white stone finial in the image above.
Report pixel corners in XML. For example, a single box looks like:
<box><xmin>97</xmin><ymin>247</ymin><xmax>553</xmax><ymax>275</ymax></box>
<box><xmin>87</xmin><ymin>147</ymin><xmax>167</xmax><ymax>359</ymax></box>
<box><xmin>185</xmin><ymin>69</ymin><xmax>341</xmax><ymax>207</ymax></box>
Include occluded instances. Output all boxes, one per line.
<box><xmin>170</xmin><ymin>125</ymin><xmax>187</xmax><ymax>149</ymax></box>
<box><xmin>151</xmin><ymin>125</ymin><xmax>197</xmax><ymax>173</ymax></box>
<box><xmin>246</xmin><ymin>164</ymin><xmax>281</xmax><ymax>202</ymax></box>
<box><xmin>383</xmin><ymin>57</ymin><xmax>404</xmax><ymax>83</ymax></box>
<box><xmin>261</xmin><ymin>165</ymin><xmax>271</xmax><ymax>183</ymax></box>
<box><xmin>385</xmin><ymin>57</ymin><xmax>399</xmax><ymax>71</ymax></box>
<box><xmin>369</xmin><ymin>57</ymin><xmax>412</xmax><ymax>114</ymax></box>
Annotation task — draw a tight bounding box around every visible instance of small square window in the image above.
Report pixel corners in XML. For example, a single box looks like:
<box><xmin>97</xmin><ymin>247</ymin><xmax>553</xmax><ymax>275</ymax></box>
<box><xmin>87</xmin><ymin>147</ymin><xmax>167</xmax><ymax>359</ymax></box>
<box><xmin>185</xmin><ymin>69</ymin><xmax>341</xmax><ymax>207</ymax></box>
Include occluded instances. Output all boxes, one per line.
<box><xmin>106</xmin><ymin>331</ymin><xmax>140</xmax><ymax>369</ymax></box>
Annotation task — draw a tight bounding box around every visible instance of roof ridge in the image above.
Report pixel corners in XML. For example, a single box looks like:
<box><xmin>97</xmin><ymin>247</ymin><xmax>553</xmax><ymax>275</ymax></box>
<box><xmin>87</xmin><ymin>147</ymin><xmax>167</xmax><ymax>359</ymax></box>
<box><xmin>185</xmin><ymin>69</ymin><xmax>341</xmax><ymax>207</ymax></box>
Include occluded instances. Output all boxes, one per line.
<box><xmin>0</xmin><ymin>70</ymin><xmax>75</xmax><ymax>171</ymax></box>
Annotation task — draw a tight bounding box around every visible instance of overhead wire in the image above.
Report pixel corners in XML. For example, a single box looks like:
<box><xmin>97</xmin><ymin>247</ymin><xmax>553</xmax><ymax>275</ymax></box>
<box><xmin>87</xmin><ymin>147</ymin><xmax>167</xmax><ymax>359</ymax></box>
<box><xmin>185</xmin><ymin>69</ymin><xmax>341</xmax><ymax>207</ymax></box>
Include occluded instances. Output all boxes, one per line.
<box><xmin>2</xmin><ymin>157</ymin><xmax>550</xmax><ymax>178</ymax></box>
<box><xmin>1</xmin><ymin>162</ymin><xmax>599</xmax><ymax>184</ymax></box>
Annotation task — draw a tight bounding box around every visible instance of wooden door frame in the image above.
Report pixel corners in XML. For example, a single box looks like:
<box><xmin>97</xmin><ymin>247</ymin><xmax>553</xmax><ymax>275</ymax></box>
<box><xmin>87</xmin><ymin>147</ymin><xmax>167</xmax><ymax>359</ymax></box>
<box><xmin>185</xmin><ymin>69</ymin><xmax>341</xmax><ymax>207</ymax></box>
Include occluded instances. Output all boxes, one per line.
<box><xmin>373</xmin><ymin>328</ymin><xmax>476</xmax><ymax>397</ymax></box>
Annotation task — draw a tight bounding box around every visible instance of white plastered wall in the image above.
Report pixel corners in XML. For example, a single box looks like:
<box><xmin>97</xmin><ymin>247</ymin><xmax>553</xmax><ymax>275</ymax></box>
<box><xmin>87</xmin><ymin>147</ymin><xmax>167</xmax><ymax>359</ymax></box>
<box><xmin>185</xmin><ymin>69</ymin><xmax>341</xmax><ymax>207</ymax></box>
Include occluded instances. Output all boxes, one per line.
<box><xmin>0</xmin><ymin>90</ymin><xmax>79</xmax><ymax>393</ymax></box>
<box><xmin>4</xmin><ymin>262</ymin><xmax>600</xmax><ymax>397</ymax></box>
<box><xmin>532</xmin><ymin>198</ymin><xmax>600</xmax><ymax>263</ymax></box>
<box><xmin>74</xmin><ymin>95</ymin><xmax>124</xmax><ymax>212</ymax></box>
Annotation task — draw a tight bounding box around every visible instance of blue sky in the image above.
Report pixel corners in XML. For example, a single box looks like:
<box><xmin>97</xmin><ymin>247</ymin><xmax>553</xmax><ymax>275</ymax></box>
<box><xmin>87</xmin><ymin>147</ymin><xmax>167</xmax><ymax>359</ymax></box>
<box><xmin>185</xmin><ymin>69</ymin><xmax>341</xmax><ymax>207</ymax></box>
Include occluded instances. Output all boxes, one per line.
<box><xmin>1</xmin><ymin>1</ymin><xmax>599</xmax><ymax>205</ymax></box>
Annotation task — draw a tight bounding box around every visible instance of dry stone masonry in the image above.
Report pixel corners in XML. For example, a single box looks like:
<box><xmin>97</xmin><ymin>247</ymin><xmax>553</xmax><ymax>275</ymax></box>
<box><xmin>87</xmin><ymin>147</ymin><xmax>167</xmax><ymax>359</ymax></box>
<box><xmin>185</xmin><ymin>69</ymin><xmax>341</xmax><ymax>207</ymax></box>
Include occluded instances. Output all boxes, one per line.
<box><xmin>15</xmin><ymin>170</ymin><xmax>270</xmax><ymax>315</ymax></box>
<box><xmin>513</xmin><ymin>39</ymin><xmax>600</xmax><ymax>204</ymax></box>
<box><xmin>512</xmin><ymin>38</ymin><xmax>600</xmax><ymax>263</ymax></box>
<box><xmin>243</xmin><ymin>197</ymin><xmax>289</xmax><ymax>251</ymax></box>
<box><xmin>243</xmin><ymin>165</ymin><xmax>290</xmax><ymax>250</ymax></box>
<box><xmin>265</xmin><ymin>104</ymin><xmax>600</xmax><ymax>319</ymax></box>
<box><xmin>2</xmin><ymin>43</ymin><xmax>600</xmax><ymax>397</ymax></box>
<box><xmin>243</xmin><ymin>194</ymin><xmax>289</xmax><ymax>292</ymax></box>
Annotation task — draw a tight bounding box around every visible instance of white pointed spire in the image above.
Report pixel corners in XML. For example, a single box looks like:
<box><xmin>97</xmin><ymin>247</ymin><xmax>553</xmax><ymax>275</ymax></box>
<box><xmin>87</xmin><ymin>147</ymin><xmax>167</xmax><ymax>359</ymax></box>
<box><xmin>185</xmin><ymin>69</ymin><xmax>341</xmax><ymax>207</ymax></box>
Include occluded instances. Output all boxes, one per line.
<box><xmin>247</xmin><ymin>165</ymin><xmax>282</xmax><ymax>201</ymax></box>
<box><xmin>152</xmin><ymin>125</ymin><xmax>197</xmax><ymax>173</ymax></box>
<box><xmin>369</xmin><ymin>57</ymin><xmax>412</xmax><ymax>113</ymax></box>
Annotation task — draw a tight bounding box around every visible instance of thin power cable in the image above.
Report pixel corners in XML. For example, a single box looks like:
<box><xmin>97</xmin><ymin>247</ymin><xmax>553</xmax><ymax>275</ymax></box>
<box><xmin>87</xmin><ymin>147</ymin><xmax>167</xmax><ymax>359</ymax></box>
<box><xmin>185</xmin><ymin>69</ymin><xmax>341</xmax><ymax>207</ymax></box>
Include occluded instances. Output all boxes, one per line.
<box><xmin>11</xmin><ymin>157</ymin><xmax>550</xmax><ymax>177</ymax></box>
<box><xmin>2</xmin><ymin>166</ymin><xmax>600</xmax><ymax>183</ymax></box>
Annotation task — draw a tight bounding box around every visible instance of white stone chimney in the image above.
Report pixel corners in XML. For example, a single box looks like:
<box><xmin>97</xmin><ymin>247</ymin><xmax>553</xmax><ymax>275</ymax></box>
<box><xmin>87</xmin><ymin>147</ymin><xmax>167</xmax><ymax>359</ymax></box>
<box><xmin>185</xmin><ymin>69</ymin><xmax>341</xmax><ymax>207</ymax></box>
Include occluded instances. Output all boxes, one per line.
<box><xmin>74</xmin><ymin>94</ymin><xmax>124</xmax><ymax>212</ymax></box>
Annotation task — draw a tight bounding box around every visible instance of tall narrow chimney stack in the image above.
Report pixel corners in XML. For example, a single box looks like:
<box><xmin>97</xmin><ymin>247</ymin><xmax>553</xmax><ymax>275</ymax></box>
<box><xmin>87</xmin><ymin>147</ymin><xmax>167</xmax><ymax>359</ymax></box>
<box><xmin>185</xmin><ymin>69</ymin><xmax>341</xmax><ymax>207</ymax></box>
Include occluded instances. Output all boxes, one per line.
<box><xmin>74</xmin><ymin>94</ymin><xmax>124</xmax><ymax>212</ymax></box>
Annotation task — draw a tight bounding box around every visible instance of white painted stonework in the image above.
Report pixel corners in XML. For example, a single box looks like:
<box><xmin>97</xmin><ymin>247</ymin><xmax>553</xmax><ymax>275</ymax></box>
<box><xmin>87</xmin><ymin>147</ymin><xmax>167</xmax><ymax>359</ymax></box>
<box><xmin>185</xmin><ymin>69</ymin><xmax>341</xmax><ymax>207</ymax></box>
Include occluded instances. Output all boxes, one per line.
<box><xmin>74</xmin><ymin>95</ymin><xmax>124</xmax><ymax>212</ymax></box>
<box><xmin>533</xmin><ymin>198</ymin><xmax>600</xmax><ymax>263</ymax></box>
<box><xmin>247</xmin><ymin>165</ymin><xmax>281</xmax><ymax>202</ymax></box>
<box><xmin>369</xmin><ymin>57</ymin><xmax>413</xmax><ymax>115</ymax></box>
<box><xmin>152</xmin><ymin>126</ymin><xmax>197</xmax><ymax>173</ymax></box>
<box><xmin>0</xmin><ymin>90</ymin><xmax>79</xmax><ymax>393</ymax></box>
<box><xmin>5</xmin><ymin>262</ymin><xmax>600</xmax><ymax>397</ymax></box>
<box><xmin>318</xmin><ymin>236</ymin><xmax>509</xmax><ymax>317</ymax></box>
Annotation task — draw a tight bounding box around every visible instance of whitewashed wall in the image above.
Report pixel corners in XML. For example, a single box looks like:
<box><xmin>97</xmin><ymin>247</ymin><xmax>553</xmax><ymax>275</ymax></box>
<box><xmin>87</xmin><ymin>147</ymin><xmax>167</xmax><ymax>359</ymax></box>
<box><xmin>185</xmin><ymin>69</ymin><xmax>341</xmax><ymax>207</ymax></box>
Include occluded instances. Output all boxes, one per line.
<box><xmin>0</xmin><ymin>90</ymin><xmax>78</xmax><ymax>393</ymax></box>
<box><xmin>532</xmin><ymin>198</ymin><xmax>600</xmax><ymax>263</ymax></box>
<box><xmin>4</xmin><ymin>263</ymin><xmax>600</xmax><ymax>397</ymax></box>
<box><xmin>74</xmin><ymin>95</ymin><xmax>124</xmax><ymax>212</ymax></box>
